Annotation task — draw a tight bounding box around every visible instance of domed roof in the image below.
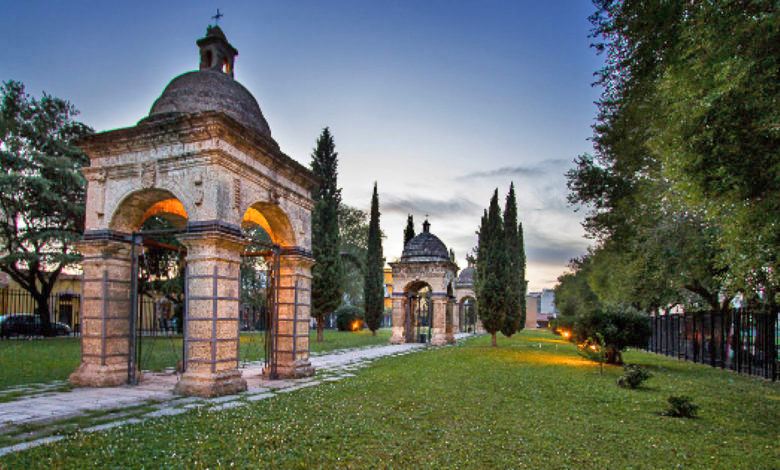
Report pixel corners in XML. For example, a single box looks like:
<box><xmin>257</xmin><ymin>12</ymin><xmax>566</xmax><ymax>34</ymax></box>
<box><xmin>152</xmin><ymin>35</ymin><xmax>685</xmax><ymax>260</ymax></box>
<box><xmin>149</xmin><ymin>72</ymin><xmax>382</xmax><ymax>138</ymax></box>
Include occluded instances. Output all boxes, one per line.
<box><xmin>147</xmin><ymin>70</ymin><xmax>271</xmax><ymax>137</ymax></box>
<box><xmin>401</xmin><ymin>220</ymin><xmax>450</xmax><ymax>263</ymax></box>
<box><xmin>457</xmin><ymin>266</ymin><xmax>474</xmax><ymax>285</ymax></box>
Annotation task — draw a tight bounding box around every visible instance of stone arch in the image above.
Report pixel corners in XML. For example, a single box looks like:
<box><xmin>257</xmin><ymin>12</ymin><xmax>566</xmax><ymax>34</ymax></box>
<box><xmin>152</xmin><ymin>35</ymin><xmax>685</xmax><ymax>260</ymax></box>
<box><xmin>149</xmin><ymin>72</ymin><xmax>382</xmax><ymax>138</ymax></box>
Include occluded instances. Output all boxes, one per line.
<box><xmin>71</xmin><ymin>26</ymin><xmax>318</xmax><ymax>396</ymax></box>
<box><xmin>109</xmin><ymin>188</ymin><xmax>192</xmax><ymax>233</ymax></box>
<box><xmin>241</xmin><ymin>202</ymin><xmax>296</xmax><ymax>247</ymax></box>
<box><xmin>458</xmin><ymin>295</ymin><xmax>477</xmax><ymax>333</ymax></box>
<box><xmin>402</xmin><ymin>281</ymin><xmax>433</xmax><ymax>343</ymax></box>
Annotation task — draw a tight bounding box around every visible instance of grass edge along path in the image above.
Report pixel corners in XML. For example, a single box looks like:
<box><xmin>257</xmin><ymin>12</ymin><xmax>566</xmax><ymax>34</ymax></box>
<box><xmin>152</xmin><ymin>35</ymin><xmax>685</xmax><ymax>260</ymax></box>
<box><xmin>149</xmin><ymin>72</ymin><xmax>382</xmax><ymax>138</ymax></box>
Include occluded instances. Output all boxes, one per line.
<box><xmin>0</xmin><ymin>329</ymin><xmax>391</xmax><ymax>392</ymax></box>
<box><xmin>1</xmin><ymin>330</ymin><xmax>778</xmax><ymax>469</ymax></box>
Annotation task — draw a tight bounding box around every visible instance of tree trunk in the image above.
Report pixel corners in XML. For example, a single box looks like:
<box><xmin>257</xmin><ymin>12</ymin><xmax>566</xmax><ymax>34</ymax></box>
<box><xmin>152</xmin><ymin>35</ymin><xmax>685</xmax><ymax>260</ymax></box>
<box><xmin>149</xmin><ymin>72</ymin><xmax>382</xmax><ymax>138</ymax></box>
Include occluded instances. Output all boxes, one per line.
<box><xmin>491</xmin><ymin>332</ymin><xmax>497</xmax><ymax>347</ymax></box>
<box><xmin>605</xmin><ymin>348</ymin><xmax>623</xmax><ymax>365</ymax></box>
<box><xmin>317</xmin><ymin>317</ymin><xmax>324</xmax><ymax>342</ymax></box>
<box><xmin>372</xmin><ymin>330</ymin><xmax>376</xmax><ymax>336</ymax></box>
<box><xmin>34</xmin><ymin>294</ymin><xmax>55</xmax><ymax>337</ymax></box>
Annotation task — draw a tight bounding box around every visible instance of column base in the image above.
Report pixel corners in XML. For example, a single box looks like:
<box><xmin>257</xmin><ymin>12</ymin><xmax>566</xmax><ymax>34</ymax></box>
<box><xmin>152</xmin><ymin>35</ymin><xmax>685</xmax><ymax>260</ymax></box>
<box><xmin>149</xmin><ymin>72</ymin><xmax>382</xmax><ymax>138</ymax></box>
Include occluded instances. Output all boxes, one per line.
<box><xmin>389</xmin><ymin>327</ymin><xmax>405</xmax><ymax>344</ymax></box>
<box><xmin>69</xmin><ymin>362</ymin><xmax>136</xmax><ymax>387</ymax></box>
<box><xmin>263</xmin><ymin>359</ymin><xmax>315</xmax><ymax>379</ymax></box>
<box><xmin>174</xmin><ymin>369</ymin><xmax>247</xmax><ymax>397</ymax></box>
<box><xmin>431</xmin><ymin>331</ymin><xmax>456</xmax><ymax>345</ymax></box>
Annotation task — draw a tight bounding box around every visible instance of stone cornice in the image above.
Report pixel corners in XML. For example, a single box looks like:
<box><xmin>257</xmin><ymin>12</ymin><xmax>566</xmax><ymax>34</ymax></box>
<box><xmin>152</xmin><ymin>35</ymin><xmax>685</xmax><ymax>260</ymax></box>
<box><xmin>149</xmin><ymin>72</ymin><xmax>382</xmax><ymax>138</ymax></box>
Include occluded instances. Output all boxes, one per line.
<box><xmin>389</xmin><ymin>260</ymin><xmax>458</xmax><ymax>272</ymax></box>
<box><xmin>77</xmin><ymin>111</ymin><xmax>318</xmax><ymax>193</ymax></box>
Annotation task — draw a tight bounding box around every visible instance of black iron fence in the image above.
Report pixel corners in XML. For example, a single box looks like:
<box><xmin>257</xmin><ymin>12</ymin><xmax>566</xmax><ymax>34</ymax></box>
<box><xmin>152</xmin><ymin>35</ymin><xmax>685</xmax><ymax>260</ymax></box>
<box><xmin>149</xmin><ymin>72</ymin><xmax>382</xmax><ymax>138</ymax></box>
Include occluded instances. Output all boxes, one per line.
<box><xmin>647</xmin><ymin>308</ymin><xmax>779</xmax><ymax>381</ymax></box>
<box><xmin>0</xmin><ymin>288</ymin><xmax>81</xmax><ymax>337</ymax></box>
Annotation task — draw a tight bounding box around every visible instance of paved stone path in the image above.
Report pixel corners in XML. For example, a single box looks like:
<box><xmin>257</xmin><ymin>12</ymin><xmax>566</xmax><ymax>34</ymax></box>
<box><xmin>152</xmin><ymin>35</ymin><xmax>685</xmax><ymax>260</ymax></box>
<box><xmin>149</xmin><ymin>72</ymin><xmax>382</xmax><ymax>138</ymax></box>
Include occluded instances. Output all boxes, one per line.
<box><xmin>0</xmin><ymin>334</ymin><xmax>472</xmax><ymax>457</ymax></box>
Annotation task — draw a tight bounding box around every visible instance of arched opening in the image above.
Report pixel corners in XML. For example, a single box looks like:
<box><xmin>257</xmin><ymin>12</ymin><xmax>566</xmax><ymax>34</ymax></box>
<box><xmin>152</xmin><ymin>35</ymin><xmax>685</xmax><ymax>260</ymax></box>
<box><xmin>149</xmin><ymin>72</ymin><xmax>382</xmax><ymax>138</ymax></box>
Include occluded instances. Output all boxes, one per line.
<box><xmin>110</xmin><ymin>189</ymin><xmax>190</xmax><ymax>376</ymax></box>
<box><xmin>238</xmin><ymin>203</ymin><xmax>296</xmax><ymax>370</ymax></box>
<box><xmin>446</xmin><ymin>282</ymin><xmax>455</xmax><ymax>334</ymax></box>
<box><xmin>241</xmin><ymin>203</ymin><xmax>296</xmax><ymax>247</ymax></box>
<box><xmin>459</xmin><ymin>296</ymin><xmax>477</xmax><ymax>333</ymax></box>
<box><xmin>110</xmin><ymin>189</ymin><xmax>189</xmax><ymax>233</ymax></box>
<box><xmin>404</xmin><ymin>281</ymin><xmax>432</xmax><ymax>343</ymax></box>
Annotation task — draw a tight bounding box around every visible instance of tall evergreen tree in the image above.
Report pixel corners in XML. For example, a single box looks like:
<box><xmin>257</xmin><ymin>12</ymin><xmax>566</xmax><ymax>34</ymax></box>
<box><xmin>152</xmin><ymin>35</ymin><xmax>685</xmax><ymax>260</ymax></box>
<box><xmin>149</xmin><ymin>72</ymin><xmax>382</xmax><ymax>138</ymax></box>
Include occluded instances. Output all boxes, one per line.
<box><xmin>403</xmin><ymin>214</ymin><xmax>415</xmax><ymax>247</ymax></box>
<box><xmin>310</xmin><ymin>127</ymin><xmax>343</xmax><ymax>342</ymax></box>
<box><xmin>501</xmin><ymin>183</ymin><xmax>521</xmax><ymax>337</ymax></box>
<box><xmin>475</xmin><ymin>189</ymin><xmax>507</xmax><ymax>347</ymax></box>
<box><xmin>0</xmin><ymin>81</ymin><xmax>92</xmax><ymax>336</ymax></box>
<box><xmin>518</xmin><ymin>222</ymin><xmax>527</xmax><ymax>328</ymax></box>
<box><xmin>364</xmin><ymin>183</ymin><xmax>384</xmax><ymax>336</ymax></box>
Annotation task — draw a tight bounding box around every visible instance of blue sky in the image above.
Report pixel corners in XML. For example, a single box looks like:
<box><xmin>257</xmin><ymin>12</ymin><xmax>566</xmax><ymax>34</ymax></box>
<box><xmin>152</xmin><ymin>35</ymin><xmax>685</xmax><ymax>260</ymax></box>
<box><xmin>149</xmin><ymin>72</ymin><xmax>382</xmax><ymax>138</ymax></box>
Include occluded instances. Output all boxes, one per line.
<box><xmin>1</xmin><ymin>1</ymin><xmax>603</xmax><ymax>290</ymax></box>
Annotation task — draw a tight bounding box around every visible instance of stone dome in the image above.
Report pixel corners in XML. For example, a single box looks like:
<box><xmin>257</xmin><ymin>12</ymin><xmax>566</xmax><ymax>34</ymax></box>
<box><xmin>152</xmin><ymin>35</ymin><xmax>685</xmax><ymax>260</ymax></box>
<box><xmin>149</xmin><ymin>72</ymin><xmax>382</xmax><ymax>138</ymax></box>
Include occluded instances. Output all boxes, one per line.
<box><xmin>143</xmin><ymin>26</ymin><xmax>272</xmax><ymax>138</ymax></box>
<box><xmin>147</xmin><ymin>70</ymin><xmax>272</xmax><ymax>137</ymax></box>
<box><xmin>457</xmin><ymin>266</ymin><xmax>474</xmax><ymax>285</ymax></box>
<box><xmin>401</xmin><ymin>220</ymin><xmax>450</xmax><ymax>263</ymax></box>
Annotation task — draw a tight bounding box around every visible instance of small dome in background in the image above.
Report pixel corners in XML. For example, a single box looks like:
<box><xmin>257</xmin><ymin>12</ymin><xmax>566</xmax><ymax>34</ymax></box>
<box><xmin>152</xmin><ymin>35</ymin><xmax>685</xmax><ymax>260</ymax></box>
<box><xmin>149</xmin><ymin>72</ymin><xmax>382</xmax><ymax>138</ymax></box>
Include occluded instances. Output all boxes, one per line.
<box><xmin>457</xmin><ymin>266</ymin><xmax>474</xmax><ymax>285</ymax></box>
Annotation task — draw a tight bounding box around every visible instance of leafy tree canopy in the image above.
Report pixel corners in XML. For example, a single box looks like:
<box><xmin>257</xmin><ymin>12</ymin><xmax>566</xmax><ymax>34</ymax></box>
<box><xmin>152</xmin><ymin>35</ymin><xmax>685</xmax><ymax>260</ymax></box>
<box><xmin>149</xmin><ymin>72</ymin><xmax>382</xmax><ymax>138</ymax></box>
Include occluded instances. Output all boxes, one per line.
<box><xmin>0</xmin><ymin>80</ymin><xmax>92</xmax><ymax>334</ymax></box>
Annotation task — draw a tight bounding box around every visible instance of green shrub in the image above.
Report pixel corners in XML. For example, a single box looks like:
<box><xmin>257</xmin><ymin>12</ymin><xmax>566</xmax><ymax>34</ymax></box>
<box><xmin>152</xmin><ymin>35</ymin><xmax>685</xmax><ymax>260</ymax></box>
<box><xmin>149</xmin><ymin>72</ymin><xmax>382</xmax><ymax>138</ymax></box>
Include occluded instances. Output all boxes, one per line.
<box><xmin>664</xmin><ymin>395</ymin><xmax>699</xmax><ymax>418</ymax></box>
<box><xmin>572</xmin><ymin>307</ymin><xmax>650</xmax><ymax>364</ymax></box>
<box><xmin>335</xmin><ymin>305</ymin><xmax>365</xmax><ymax>331</ymax></box>
<box><xmin>617</xmin><ymin>364</ymin><xmax>652</xmax><ymax>389</ymax></box>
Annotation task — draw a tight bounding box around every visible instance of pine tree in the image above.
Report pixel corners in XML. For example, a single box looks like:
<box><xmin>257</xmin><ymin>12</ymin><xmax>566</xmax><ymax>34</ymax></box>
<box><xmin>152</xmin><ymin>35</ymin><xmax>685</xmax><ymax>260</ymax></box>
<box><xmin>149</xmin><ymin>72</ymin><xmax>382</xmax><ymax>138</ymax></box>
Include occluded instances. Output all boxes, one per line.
<box><xmin>0</xmin><ymin>81</ymin><xmax>92</xmax><ymax>336</ymax></box>
<box><xmin>403</xmin><ymin>214</ymin><xmax>415</xmax><ymax>247</ymax></box>
<box><xmin>501</xmin><ymin>183</ymin><xmax>521</xmax><ymax>337</ymax></box>
<box><xmin>475</xmin><ymin>189</ymin><xmax>507</xmax><ymax>347</ymax></box>
<box><xmin>364</xmin><ymin>183</ymin><xmax>384</xmax><ymax>336</ymax></box>
<box><xmin>310</xmin><ymin>127</ymin><xmax>343</xmax><ymax>342</ymax></box>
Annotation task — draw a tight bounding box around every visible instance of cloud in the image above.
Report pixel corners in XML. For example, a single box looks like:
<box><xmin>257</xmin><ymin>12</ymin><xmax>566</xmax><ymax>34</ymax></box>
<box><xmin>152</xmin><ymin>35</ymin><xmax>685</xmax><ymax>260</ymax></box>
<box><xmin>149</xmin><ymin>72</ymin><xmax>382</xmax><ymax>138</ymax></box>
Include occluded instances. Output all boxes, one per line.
<box><xmin>457</xmin><ymin>158</ymin><xmax>569</xmax><ymax>181</ymax></box>
<box><xmin>382</xmin><ymin>194</ymin><xmax>481</xmax><ymax>218</ymax></box>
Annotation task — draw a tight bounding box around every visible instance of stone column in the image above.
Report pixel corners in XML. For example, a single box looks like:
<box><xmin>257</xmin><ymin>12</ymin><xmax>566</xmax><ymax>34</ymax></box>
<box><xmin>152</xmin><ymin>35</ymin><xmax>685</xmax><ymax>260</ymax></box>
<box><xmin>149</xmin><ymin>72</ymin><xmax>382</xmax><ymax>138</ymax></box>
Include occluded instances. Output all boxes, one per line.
<box><xmin>70</xmin><ymin>239</ymin><xmax>134</xmax><ymax>387</ymax></box>
<box><xmin>449</xmin><ymin>298</ymin><xmax>459</xmax><ymax>334</ymax></box>
<box><xmin>430</xmin><ymin>294</ymin><xmax>454</xmax><ymax>345</ymax></box>
<box><xmin>174</xmin><ymin>231</ymin><xmax>248</xmax><ymax>397</ymax></box>
<box><xmin>266</xmin><ymin>253</ymin><xmax>315</xmax><ymax>378</ymax></box>
<box><xmin>389</xmin><ymin>293</ymin><xmax>406</xmax><ymax>343</ymax></box>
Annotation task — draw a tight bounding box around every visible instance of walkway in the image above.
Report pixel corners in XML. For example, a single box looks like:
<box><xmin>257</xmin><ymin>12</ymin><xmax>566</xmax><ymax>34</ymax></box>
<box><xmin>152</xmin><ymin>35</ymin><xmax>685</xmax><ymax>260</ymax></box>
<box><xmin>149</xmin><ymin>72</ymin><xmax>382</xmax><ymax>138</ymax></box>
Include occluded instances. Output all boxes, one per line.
<box><xmin>0</xmin><ymin>334</ymin><xmax>471</xmax><ymax>457</ymax></box>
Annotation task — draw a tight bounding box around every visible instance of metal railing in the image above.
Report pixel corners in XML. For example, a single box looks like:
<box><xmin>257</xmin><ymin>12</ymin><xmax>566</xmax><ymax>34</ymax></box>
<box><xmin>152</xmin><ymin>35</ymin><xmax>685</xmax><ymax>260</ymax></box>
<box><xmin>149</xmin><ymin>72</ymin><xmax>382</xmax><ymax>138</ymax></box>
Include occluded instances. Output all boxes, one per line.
<box><xmin>646</xmin><ymin>308</ymin><xmax>779</xmax><ymax>381</ymax></box>
<box><xmin>0</xmin><ymin>288</ymin><xmax>81</xmax><ymax>337</ymax></box>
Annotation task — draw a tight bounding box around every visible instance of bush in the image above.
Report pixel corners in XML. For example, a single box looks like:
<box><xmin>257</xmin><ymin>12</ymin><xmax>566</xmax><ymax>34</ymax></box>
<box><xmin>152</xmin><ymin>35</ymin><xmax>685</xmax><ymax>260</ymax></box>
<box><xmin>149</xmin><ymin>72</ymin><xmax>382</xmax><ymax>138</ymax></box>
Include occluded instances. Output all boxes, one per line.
<box><xmin>572</xmin><ymin>307</ymin><xmax>650</xmax><ymax>364</ymax></box>
<box><xmin>617</xmin><ymin>364</ymin><xmax>652</xmax><ymax>389</ymax></box>
<box><xmin>577</xmin><ymin>333</ymin><xmax>606</xmax><ymax>374</ymax></box>
<box><xmin>335</xmin><ymin>305</ymin><xmax>365</xmax><ymax>331</ymax></box>
<box><xmin>664</xmin><ymin>395</ymin><xmax>699</xmax><ymax>418</ymax></box>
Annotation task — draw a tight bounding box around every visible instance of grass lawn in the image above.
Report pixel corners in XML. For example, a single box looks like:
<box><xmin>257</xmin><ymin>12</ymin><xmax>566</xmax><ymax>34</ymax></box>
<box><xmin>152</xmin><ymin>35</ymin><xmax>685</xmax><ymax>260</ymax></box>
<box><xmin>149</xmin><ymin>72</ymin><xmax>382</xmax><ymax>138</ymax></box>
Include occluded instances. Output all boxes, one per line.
<box><xmin>1</xmin><ymin>329</ymin><xmax>778</xmax><ymax>469</ymax></box>
<box><xmin>0</xmin><ymin>328</ymin><xmax>391</xmax><ymax>390</ymax></box>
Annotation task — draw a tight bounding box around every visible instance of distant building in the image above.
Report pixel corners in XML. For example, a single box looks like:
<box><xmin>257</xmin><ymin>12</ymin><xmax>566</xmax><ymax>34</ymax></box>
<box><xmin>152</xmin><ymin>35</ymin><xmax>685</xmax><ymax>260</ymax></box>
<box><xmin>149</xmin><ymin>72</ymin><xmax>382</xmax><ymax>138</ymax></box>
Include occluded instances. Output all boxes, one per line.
<box><xmin>525</xmin><ymin>292</ymin><xmax>541</xmax><ymax>329</ymax></box>
<box><xmin>540</xmin><ymin>288</ymin><xmax>558</xmax><ymax>315</ymax></box>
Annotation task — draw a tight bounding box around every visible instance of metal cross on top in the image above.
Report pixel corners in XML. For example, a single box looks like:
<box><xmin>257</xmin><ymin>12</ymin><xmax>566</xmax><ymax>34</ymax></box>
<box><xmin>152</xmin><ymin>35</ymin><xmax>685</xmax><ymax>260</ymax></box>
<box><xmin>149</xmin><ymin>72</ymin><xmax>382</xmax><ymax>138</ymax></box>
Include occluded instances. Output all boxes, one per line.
<box><xmin>212</xmin><ymin>8</ymin><xmax>224</xmax><ymax>24</ymax></box>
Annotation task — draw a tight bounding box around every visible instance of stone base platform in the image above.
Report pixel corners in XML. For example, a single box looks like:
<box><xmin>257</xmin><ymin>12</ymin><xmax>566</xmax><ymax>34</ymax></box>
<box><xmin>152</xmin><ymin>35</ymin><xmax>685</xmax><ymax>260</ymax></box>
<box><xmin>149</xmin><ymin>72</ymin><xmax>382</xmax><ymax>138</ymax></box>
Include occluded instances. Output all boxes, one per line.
<box><xmin>173</xmin><ymin>369</ymin><xmax>247</xmax><ymax>398</ymax></box>
<box><xmin>69</xmin><ymin>363</ymin><xmax>139</xmax><ymax>387</ymax></box>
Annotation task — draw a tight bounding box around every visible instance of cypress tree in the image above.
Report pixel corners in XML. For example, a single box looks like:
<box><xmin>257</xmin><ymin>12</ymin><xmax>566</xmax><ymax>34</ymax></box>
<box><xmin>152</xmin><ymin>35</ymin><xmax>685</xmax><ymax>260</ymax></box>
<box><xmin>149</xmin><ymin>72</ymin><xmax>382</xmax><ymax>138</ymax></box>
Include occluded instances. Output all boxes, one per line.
<box><xmin>475</xmin><ymin>189</ymin><xmax>507</xmax><ymax>347</ymax></box>
<box><xmin>518</xmin><ymin>222</ymin><xmax>527</xmax><ymax>329</ymax></box>
<box><xmin>403</xmin><ymin>214</ymin><xmax>415</xmax><ymax>247</ymax></box>
<box><xmin>364</xmin><ymin>183</ymin><xmax>384</xmax><ymax>336</ymax></box>
<box><xmin>501</xmin><ymin>183</ymin><xmax>521</xmax><ymax>337</ymax></box>
<box><xmin>310</xmin><ymin>127</ymin><xmax>343</xmax><ymax>342</ymax></box>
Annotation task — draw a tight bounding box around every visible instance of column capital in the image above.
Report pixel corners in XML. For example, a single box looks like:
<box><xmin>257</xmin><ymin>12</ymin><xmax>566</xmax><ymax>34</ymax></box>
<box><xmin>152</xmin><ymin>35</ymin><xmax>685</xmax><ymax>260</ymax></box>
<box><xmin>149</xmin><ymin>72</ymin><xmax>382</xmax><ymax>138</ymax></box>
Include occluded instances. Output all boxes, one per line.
<box><xmin>177</xmin><ymin>230</ymin><xmax>249</xmax><ymax>264</ymax></box>
<box><xmin>74</xmin><ymin>237</ymin><xmax>131</xmax><ymax>260</ymax></box>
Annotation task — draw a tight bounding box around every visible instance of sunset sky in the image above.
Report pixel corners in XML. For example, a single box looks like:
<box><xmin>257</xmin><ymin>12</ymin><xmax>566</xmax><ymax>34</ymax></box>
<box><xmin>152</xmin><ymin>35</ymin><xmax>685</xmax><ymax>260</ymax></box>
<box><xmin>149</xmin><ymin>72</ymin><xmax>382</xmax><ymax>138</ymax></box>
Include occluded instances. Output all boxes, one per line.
<box><xmin>2</xmin><ymin>1</ymin><xmax>604</xmax><ymax>291</ymax></box>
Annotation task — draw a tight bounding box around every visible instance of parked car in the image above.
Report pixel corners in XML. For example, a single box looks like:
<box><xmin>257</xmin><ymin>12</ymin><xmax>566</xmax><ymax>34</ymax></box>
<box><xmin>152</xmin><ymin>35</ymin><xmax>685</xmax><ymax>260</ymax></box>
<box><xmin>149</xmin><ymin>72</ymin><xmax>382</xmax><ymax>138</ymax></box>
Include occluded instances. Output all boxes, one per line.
<box><xmin>0</xmin><ymin>313</ymin><xmax>72</xmax><ymax>338</ymax></box>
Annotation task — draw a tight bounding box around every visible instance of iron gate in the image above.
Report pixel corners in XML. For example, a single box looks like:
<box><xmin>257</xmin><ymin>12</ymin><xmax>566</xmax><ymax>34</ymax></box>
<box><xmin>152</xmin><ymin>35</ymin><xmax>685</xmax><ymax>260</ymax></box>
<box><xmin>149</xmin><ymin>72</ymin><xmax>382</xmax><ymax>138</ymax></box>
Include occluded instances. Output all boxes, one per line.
<box><xmin>127</xmin><ymin>226</ymin><xmax>282</xmax><ymax>384</ymax></box>
<box><xmin>405</xmin><ymin>292</ymin><xmax>432</xmax><ymax>343</ymax></box>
